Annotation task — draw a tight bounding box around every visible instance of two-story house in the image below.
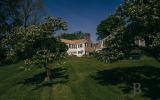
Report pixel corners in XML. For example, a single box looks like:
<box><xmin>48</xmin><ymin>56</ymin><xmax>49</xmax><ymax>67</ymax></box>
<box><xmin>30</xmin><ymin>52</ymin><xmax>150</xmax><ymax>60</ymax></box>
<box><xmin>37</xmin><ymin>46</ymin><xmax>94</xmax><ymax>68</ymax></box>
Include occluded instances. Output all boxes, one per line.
<box><xmin>61</xmin><ymin>39</ymin><xmax>91</xmax><ymax>57</ymax></box>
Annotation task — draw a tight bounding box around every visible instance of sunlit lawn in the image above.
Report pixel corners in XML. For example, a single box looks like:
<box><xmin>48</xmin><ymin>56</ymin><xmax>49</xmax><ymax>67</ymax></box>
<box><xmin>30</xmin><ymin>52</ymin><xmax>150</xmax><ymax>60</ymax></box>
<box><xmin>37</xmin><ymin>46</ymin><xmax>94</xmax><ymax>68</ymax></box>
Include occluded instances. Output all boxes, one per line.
<box><xmin>0</xmin><ymin>56</ymin><xmax>160</xmax><ymax>100</ymax></box>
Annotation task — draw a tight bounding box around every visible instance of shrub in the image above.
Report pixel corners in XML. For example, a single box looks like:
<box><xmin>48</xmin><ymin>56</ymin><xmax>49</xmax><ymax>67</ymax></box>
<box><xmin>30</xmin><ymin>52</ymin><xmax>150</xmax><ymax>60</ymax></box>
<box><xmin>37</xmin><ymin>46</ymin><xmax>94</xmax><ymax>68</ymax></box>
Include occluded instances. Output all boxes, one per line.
<box><xmin>93</xmin><ymin>49</ymin><xmax>124</xmax><ymax>63</ymax></box>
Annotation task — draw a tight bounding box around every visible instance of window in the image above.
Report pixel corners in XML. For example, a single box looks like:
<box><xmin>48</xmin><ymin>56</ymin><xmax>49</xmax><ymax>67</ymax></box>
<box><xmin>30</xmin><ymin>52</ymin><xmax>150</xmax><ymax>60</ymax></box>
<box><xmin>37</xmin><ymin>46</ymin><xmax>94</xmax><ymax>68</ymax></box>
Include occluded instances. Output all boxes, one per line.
<box><xmin>85</xmin><ymin>43</ymin><xmax>87</xmax><ymax>47</ymax></box>
<box><xmin>80</xmin><ymin>44</ymin><xmax>82</xmax><ymax>48</ymax></box>
<box><xmin>78</xmin><ymin>44</ymin><xmax>81</xmax><ymax>48</ymax></box>
<box><xmin>69</xmin><ymin>44</ymin><xmax>71</xmax><ymax>48</ymax></box>
<box><xmin>78</xmin><ymin>50</ymin><xmax>83</xmax><ymax>54</ymax></box>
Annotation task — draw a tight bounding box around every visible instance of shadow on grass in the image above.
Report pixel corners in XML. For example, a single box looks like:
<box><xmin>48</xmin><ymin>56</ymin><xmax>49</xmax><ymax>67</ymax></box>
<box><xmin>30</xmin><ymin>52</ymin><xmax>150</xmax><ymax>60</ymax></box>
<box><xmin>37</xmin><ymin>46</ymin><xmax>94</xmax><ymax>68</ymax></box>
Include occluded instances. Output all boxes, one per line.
<box><xmin>22</xmin><ymin>67</ymin><xmax>69</xmax><ymax>88</ymax></box>
<box><xmin>92</xmin><ymin>66</ymin><xmax>160</xmax><ymax>100</ymax></box>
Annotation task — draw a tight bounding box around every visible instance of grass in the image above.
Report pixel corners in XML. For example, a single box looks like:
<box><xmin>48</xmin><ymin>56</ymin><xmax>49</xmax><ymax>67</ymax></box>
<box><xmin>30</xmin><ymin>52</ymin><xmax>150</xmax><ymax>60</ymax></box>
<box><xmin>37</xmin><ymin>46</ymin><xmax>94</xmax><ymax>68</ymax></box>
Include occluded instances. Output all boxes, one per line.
<box><xmin>0</xmin><ymin>56</ymin><xmax>160</xmax><ymax>100</ymax></box>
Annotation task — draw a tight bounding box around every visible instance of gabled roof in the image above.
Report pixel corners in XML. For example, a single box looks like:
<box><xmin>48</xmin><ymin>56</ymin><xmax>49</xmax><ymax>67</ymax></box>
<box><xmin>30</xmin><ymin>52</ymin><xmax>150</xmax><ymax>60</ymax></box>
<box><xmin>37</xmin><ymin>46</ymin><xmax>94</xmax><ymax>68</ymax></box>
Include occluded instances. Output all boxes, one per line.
<box><xmin>61</xmin><ymin>39</ymin><xmax>88</xmax><ymax>44</ymax></box>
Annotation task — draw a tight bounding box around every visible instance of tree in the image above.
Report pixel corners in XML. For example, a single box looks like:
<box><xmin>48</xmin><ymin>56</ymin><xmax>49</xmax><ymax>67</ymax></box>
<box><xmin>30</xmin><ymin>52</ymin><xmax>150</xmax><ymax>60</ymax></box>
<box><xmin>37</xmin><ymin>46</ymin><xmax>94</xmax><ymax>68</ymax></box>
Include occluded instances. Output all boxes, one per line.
<box><xmin>97</xmin><ymin>0</ymin><xmax>160</xmax><ymax>57</ymax></box>
<box><xmin>0</xmin><ymin>0</ymin><xmax>22</xmax><ymax>39</ymax></box>
<box><xmin>95</xmin><ymin>0</ymin><xmax>160</xmax><ymax>62</ymax></box>
<box><xmin>18</xmin><ymin>0</ymin><xmax>46</xmax><ymax>28</ymax></box>
<box><xmin>60</xmin><ymin>31</ymin><xmax>90</xmax><ymax>40</ymax></box>
<box><xmin>96</xmin><ymin>13</ymin><xmax>128</xmax><ymax>60</ymax></box>
<box><xmin>117</xmin><ymin>0</ymin><xmax>160</xmax><ymax>46</ymax></box>
<box><xmin>96</xmin><ymin>15</ymin><xmax>125</xmax><ymax>40</ymax></box>
<box><xmin>0</xmin><ymin>0</ymin><xmax>47</xmax><ymax>64</ymax></box>
<box><xmin>3</xmin><ymin>16</ymin><xmax>68</xmax><ymax>81</ymax></box>
<box><xmin>148</xmin><ymin>33</ymin><xmax>160</xmax><ymax>60</ymax></box>
<box><xmin>151</xmin><ymin>33</ymin><xmax>160</xmax><ymax>48</ymax></box>
<box><xmin>0</xmin><ymin>0</ymin><xmax>22</xmax><ymax>64</ymax></box>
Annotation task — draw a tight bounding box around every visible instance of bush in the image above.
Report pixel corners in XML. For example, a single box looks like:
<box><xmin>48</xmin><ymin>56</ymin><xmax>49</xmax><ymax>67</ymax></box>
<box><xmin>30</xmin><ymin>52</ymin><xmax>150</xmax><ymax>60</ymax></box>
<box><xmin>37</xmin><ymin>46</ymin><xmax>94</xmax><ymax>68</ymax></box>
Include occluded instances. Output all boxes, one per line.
<box><xmin>144</xmin><ymin>47</ymin><xmax>160</xmax><ymax>61</ymax></box>
<box><xmin>129</xmin><ymin>49</ymin><xmax>144</xmax><ymax>60</ymax></box>
<box><xmin>93</xmin><ymin>49</ymin><xmax>124</xmax><ymax>63</ymax></box>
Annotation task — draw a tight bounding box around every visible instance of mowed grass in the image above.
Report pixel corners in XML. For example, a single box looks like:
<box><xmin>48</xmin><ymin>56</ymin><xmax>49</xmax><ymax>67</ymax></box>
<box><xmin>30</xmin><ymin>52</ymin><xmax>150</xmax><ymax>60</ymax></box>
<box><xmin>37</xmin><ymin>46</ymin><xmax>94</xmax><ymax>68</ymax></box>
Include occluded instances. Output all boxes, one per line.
<box><xmin>0</xmin><ymin>56</ymin><xmax>160</xmax><ymax>100</ymax></box>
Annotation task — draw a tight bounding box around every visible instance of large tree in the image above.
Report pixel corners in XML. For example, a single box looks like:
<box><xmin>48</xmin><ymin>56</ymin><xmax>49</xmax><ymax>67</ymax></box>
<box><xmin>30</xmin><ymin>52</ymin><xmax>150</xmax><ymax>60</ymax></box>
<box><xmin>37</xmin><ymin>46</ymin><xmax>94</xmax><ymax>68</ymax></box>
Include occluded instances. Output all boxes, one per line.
<box><xmin>96</xmin><ymin>0</ymin><xmax>160</xmax><ymax>62</ymax></box>
<box><xmin>0</xmin><ymin>0</ymin><xmax>47</xmax><ymax>64</ymax></box>
<box><xmin>0</xmin><ymin>0</ymin><xmax>22</xmax><ymax>64</ymax></box>
<box><xmin>0</xmin><ymin>0</ymin><xmax>22</xmax><ymax>39</ymax></box>
<box><xmin>117</xmin><ymin>0</ymin><xmax>160</xmax><ymax>46</ymax></box>
<box><xmin>97</xmin><ymin>0</ymin><xmax>160</xmax><ymax>52</ymax></box>
<box><xmin>18</xmin><ymin>0</ymin><xmax>46</xmax><ymax>28</ymax></box>
<box><xmin>0</xmin><ymin>0</ymin><xmax>46</xmax><ymax>39</ymax></box>
<box><xmin>3</xmin><ymin>16</ymin><xmax>68</xmax><ymax>81</ymax></box>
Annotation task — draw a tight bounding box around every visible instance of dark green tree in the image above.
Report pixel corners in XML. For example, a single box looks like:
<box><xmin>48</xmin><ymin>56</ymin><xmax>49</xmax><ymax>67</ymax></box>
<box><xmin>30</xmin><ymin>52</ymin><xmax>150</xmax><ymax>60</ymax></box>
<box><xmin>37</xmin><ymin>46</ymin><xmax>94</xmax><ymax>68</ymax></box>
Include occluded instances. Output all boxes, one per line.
<box><xmin>18</xmin><ymin>0</ymin><xmax>46</xmax><ymax>28</ymax></box>
<box><xmin>0</xmin><ymin>0</ymin><xmax>47</xmax><ymax>64</ymax></box>
<box><xmin>60</xmin><ymin>31</ymin><xmax>90</xmax><ymax>40</ymax></box>
<box><xmin>96</xmin><ymin>15</ymin><xmax>125</xmax><ymax>40</ymax></box>
<box><xmin>0</xmin><ymin>0</ymin><xmax>22</xmax><ymax>64</ymax></box>
<box><xmin>117</xmin><ymin>0</ymin><xmax>160</xmax><ymax>46</ymax></box>
<box><xmin>95</xmin><ymin>0</ymin><xmax>160</xmax><ymax>62</ymax></box>
<box><xmin>97</xmin><ymin>0</ymin><xmax>160</xmax><ymax>56</ymax></box>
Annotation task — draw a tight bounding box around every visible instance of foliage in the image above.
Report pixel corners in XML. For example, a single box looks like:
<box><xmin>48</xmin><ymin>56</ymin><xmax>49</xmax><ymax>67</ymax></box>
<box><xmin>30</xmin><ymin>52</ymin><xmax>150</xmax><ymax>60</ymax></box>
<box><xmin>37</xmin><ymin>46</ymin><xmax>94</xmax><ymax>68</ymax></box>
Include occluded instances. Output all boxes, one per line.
<box><xmin>148</xmin><ymin>33</ymin><xmax>160</xmax><ymax>60</ymax></box>
<box><xmin>96</xmin><ymin>0</ymin><xmax>160</xmax><ymax>62</ymax></box>
<box><xmin>3</xmin><ymin>16</ymin><xmax>68</xmax><ymax>81</ymax></box>
<box><xmin>60</xmin><ymin>31</ymin><xmax>90</xmax><ymax>40</ymax></box>
<box><xmin>117</xmin><ymin>0</ymin><xmax>160</xmax><ymax>46</ymax></box>
<box><xmin>0</xmin><ymin>0</ymin><xmax>21</xmax><ymax>32</ymax></box>
<box><xmin>95</xmin><ymin>16</ymin><xmax>127</xmax><ymax>63</ymax></box>
<box><xmin>96</xmin><ymin>8</ymin><xmax>127</xmax><ymax>63</ymax></box>
<box><xmin>149</xmin><ymin>33</ymin><xmax>160</xmax><ymax>48</ymax></box>
<box><xmin>96</xmin><ymin>15</ymin><xmax>125</xmax><ymax>40</ymax></box>
<box><xmin>0</xmin><ymin>45</ymin><xmax>7</xmax><ymax>65</ymax></box>
<box><xmin>0</xmin><ymin>0</ymin><xmax>46</xmax><ymax>65</ymax></box>
<box><xmin>97</xmin><ymin>0</ymin><xmax>160</xmax><ymax>47</ymax></box>
<box><xmin>93</xmin><ymin>50</ymin><xmax>124</xmax><ymax>63</ymax></box>
<box><xmin>18</xmin><ymin>0</ymin><xmax>46</xmax><ymax>27</ymax></box>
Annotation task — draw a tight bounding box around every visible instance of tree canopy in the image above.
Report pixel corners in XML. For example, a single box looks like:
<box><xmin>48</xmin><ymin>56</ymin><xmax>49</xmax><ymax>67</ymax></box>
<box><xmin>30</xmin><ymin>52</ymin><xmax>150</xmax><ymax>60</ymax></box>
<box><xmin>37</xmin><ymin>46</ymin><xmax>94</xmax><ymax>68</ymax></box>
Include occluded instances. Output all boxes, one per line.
<box><xmin>96</xmin><ymin>0</ymin><xmax>160</xmax><ymax>62</ymax></box>
<box><xmin>60</xmin><ymin>31</ymin><xmax>90</xmax><ymax>40</ymax></box>
<box><xmin>0</xmin><ymin>0</ymin><xmax>47</xmax><ymax>64</ymax></box>
<box><xmin>96</xmin><ymin>15</ymin><xmax>125</xmax><ymax>40</ymax></box>
<box><xmin>98</xmin><ymin>0</ymin><xmax>160</xmax><ymax>49</ymax></box>
<box><xmin>3</xmin><ymin>16</ymin><xmax>68</xmax><ymax>81</ymax></box>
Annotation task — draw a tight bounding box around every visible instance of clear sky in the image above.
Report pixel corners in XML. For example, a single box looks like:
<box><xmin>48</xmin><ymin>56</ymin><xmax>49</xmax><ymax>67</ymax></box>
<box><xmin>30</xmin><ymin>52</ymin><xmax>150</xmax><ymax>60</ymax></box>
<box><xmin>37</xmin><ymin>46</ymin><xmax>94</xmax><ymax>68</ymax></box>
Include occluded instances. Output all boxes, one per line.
<box><xmin>44</xmin><ymin>0</ymin><xmax>123</xmax><ymax>42</ymax></box>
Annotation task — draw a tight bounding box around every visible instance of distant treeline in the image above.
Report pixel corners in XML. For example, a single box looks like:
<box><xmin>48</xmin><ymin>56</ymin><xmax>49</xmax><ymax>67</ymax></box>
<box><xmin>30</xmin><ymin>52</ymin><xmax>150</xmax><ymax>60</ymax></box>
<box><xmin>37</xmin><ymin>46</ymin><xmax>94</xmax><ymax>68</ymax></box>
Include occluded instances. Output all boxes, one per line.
<box><xmin>59</xmin><ymin>31</ymin><xmax>90</xmax><ymax>40</ymax></box>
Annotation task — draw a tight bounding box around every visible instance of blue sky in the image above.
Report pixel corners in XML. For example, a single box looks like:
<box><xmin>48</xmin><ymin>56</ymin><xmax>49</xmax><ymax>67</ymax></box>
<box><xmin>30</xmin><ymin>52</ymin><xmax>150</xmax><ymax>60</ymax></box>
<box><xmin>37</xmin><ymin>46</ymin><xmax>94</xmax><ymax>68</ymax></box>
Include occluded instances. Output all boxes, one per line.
<box><xmin>44</xmin><ymin>0</ymin><xmax>123</xmax><ymax>42</ymax></box>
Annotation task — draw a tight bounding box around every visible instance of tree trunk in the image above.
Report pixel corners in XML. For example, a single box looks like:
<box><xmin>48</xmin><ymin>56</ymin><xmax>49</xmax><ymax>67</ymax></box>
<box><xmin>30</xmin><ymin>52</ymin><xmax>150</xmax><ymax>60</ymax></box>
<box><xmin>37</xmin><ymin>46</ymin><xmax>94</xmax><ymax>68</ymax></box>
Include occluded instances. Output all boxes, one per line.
<box><xmin>44</xmin><ymin>64</ymin><xmax>51</xmax><ymax>82</ymax></box>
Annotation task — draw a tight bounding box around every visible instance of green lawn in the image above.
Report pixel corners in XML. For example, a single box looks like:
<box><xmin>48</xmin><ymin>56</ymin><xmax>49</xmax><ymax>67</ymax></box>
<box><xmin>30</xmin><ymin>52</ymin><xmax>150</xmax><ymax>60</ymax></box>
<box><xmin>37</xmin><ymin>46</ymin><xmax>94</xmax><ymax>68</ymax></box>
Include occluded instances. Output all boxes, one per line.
<box><xmin>0</xmin><ymin>56</ymin><xmax>160</xmax><ymax>100</ymax></box>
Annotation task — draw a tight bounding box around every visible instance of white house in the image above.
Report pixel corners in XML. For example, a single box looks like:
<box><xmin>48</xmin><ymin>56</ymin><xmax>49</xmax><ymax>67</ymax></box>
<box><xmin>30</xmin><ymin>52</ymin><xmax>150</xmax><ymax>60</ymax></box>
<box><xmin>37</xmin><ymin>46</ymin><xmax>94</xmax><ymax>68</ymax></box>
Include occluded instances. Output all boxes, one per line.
<box><xmin>61</xmin><ymin>39</ymin><xmax>89</xmax><ymax>57</ymax></box>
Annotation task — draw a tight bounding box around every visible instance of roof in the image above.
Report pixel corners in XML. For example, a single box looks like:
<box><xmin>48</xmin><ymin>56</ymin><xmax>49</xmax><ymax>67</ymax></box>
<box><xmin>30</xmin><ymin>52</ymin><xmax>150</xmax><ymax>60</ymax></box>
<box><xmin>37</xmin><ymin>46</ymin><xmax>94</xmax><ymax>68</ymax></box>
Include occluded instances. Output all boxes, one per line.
<box><xmin>61</xmin><ymin>39</ymin><xmax>88</xmax><ymax>44</ymax></box>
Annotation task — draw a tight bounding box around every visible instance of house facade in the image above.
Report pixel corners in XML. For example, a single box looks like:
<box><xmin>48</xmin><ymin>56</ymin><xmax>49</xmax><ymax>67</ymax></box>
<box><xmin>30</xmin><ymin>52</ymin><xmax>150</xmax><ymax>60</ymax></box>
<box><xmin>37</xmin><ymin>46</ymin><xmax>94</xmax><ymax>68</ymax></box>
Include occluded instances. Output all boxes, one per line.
<box><xmin>61</xmin><ymin>39</ymin><xmax>94</xmax><ymax>57</ymax></box>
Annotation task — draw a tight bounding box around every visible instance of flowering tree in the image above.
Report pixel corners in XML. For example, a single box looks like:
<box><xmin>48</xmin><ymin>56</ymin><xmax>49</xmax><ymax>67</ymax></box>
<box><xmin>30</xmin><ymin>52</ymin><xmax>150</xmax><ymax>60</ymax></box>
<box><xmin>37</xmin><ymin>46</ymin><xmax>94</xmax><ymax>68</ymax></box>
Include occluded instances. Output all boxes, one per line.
<box><xmin>149</xmin><ymin>33</ymin><xmax>160</xmax><ymax>60</ymax></box>
<box><xmin>3</xmin><ymin>16</ymin><xmax>68</xmax><ymax>81</ymax></box>
<box><xmin>152</xmin><ymin>33</ymin><xmax>160</xmax><ymax>46</ymax></box>
<box><xmin>96</xmin><ymin>0</ymin><xmax>160</xmax><ymax>63</ymax></box>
